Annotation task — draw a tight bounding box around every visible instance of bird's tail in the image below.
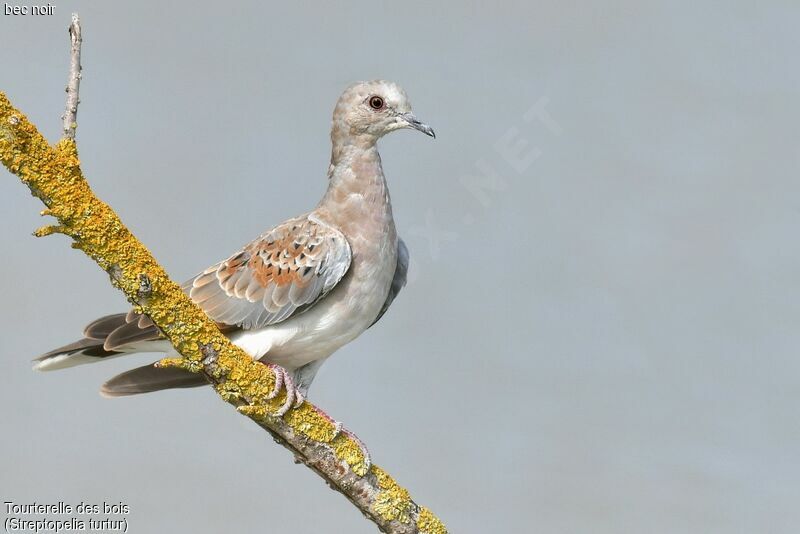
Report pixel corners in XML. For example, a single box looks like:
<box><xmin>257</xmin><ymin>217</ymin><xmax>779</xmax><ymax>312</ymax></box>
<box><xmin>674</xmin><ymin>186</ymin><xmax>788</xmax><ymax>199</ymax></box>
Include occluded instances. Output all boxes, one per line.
<box><xmin>33</xmin><ymin>312</ymin><xmax>207</xmax><ymax>396</ymax></box>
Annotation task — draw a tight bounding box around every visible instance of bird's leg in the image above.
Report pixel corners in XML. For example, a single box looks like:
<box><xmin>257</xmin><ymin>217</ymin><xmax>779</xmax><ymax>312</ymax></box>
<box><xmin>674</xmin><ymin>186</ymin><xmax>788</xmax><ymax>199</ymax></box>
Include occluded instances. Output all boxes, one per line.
<box><xmin>292</xmin><ymin>358</ymin><xmax>326</xmax><ymax>399</ymax></box>
<box><xmin>262</xmin><ymin>363</ymin><xmax>305</xmax><ymax>417</ymax></box>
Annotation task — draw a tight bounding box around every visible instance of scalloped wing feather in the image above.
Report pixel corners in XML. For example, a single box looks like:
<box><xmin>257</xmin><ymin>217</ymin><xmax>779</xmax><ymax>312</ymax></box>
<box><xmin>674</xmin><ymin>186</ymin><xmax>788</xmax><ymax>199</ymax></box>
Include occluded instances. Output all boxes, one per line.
<box><xmin>189</xmin><ymin>214</ymin><xmax>351</xmax><ymax>330</ymax></box>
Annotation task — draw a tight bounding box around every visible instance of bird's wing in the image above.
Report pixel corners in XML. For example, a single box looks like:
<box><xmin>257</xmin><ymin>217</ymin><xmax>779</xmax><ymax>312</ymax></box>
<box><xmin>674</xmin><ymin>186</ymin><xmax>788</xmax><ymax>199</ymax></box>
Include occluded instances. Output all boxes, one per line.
<box><xmin>99</xmin><ymin>214</ymin><xmax>351</xmax><ymax>350</ymax></box>
<box><xmin>188</xmin><ymin>213</ymin><xmax>351</xmax><ymax>328</ymax></box>
<box><xmin>370</xmin><ymin>237</ymin><xmax>409</xmax><ymax>327</ymax></box>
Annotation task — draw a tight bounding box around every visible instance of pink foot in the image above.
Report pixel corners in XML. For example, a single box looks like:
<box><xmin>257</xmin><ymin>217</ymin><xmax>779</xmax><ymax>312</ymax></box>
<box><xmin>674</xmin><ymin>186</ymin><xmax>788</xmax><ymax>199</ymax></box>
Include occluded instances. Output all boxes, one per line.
<box><xmin>263</xmin><ymin>363</ymin><xmax>305</xmax><ymax>417</ymax></box>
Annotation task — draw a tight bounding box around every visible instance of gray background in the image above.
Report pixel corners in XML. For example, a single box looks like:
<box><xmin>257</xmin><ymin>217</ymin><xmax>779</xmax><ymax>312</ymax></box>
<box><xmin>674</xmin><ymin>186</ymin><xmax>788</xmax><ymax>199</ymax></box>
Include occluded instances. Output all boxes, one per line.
<box><xmin>2</xmin><ymin>2</ymin><xmax>799</xmax><ymax>532</ymax></box>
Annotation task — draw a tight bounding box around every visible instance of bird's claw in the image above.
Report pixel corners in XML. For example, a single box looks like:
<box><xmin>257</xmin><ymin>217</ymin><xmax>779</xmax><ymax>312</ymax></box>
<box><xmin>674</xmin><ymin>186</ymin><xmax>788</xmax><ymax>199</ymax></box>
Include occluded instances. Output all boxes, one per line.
<box><xmin>263</xmin><ymin>363</ymin><xmax>305</xmax><ymax>417</ymax></box>
<box><xmin>341</xmin><ymin>427</ymin><xmax>372</xmax><ymax>471</ymax></box>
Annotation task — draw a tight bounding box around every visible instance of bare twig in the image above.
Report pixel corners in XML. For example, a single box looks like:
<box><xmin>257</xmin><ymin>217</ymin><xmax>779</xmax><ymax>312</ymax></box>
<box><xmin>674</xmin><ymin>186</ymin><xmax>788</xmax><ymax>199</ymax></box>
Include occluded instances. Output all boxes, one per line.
<box><xmin>61</xmin><ymin>13</ymin><xmax>82</xmax><ymax>139</ymax></box>
<box><xmin>0</xmin><ymin>14</ymin><xmax>446</xmax><ymax>534</ymax></box>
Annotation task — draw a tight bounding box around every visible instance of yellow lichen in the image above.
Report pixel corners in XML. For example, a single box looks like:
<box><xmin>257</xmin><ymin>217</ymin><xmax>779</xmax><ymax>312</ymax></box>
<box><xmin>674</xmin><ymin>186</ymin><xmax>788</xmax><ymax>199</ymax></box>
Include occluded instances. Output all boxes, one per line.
<box><xmin>237</xmin><ymin>404</ymin><xmax>270</xmax><ymax>419</ymax></box>
<box><xmin>284</xmin><ymin>403</ymin><xmax>339</xmax><ymax>443</ymax></box>
<box><xmin>371</xmin><ymin>466</ymin><xmax>414</xmax><ymax>524</ymax></box>
<box><xmin>328</xmin><ymin>433</ymin><xmax>368</xmax><ymax>476</ymax></box>
<box><xmin>417</xmin><ymin>507</ymin><xmax>448</xmax><ymax>534</ymax></box>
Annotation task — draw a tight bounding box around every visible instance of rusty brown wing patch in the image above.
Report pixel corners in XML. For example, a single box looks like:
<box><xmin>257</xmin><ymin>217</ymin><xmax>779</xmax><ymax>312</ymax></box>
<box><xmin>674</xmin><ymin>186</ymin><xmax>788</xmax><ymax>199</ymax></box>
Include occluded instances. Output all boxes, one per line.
<box><xmin>188</xmin><ymin>214</ymin><xmax>352</xmax><ymax>329</ymax></box>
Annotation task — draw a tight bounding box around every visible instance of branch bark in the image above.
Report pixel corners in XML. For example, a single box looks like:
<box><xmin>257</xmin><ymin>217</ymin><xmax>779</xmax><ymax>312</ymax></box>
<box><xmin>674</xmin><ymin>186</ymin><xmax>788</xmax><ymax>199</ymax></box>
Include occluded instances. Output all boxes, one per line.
<box><xmin>0</xmin><ymin>14</ymin><xmax>446</xmax><ymax>534</ymax></box>
<box><xmin>61</xmin><ymin>13</ymin><xmax>82</xmax><ymax>139</ymax></box>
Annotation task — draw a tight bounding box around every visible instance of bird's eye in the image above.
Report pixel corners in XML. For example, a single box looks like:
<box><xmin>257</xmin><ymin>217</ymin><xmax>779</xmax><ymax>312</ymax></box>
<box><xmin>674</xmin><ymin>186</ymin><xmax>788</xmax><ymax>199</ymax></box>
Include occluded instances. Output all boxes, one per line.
<box><xmin>368</xmin><ymin>96</ymin><xmax>385</xmax><ymax>110</ymax></box>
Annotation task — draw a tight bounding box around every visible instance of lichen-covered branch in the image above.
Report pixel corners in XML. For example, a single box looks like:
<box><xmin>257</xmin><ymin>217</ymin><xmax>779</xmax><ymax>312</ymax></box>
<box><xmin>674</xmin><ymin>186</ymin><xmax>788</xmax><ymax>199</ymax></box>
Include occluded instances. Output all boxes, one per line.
<box><xmin>0</xmin><ymin>16</ymin><xmax>446</xmax><ymax>534</ymax></box>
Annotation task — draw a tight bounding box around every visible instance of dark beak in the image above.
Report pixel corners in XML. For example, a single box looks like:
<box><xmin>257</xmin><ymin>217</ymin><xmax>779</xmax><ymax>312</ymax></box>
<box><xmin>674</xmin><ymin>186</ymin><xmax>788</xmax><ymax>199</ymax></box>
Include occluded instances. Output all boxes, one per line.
<box><xmin>400</xmin><ymin>112</ymin><xmax>436</xmax><ymax>138</ymax></box>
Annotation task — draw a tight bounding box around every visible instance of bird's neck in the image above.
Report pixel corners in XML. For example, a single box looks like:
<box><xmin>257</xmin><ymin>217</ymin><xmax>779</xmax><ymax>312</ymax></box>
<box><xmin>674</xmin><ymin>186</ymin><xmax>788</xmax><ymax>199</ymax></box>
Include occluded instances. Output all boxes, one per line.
<box><xmin>327</xmin><ymin>127</ymin><xmax>378</xmax><ymax>175</ymax></box>
<box><xmin>317</xmin><ymin>139</ymin><xmax>394</xmax><ymax>230</ymax></box>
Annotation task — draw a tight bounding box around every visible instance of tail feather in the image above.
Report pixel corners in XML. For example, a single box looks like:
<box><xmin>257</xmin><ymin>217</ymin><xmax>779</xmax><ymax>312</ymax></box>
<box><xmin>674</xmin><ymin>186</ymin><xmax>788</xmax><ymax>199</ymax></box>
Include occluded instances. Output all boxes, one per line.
<box><xmin>101</xmin><ymin>362</ymin><xmax>208</xmax><ymax>397</ymax></box>
<box><xmin>35</xmin><ymin>311</ymin><xmax>164</xmax><ymax>372</ymax></box>
<box><xmin>83</xmin><ymin>313</ymin><xmax>129</xmax><ymax>339</ymax></box>
<box><xmin>33</xmin><ymin>339</ymin><xmax>122</xmax><ymax>371</ymax></box>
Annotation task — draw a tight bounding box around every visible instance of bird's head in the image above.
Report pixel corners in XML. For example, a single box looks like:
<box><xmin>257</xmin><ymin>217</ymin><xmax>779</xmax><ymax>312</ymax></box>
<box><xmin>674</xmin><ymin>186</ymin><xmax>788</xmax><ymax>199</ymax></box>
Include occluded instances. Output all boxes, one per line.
<box><xmin>331</xmin><ymin>80</ymin><xmax>435</xmax><ymax>142</ymax></box>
